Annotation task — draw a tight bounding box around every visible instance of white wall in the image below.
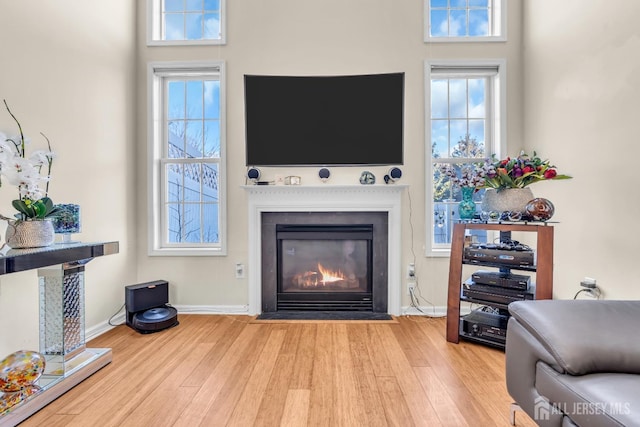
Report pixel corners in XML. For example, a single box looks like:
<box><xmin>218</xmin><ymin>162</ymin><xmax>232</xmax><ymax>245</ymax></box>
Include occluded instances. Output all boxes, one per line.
<box><xmin>0</xmin><ymin>1</ymin><xmax>138</xmax><ymax>356</ymax></box>
<box><xmin>134</xmin><ymin>0</ymin><xmax>524</xmax><ymax>312</ymax></box>
<box><xmin>522</xmin><ymin>0</ymin><xmax>640</xmax><ymax>299</ymax></box>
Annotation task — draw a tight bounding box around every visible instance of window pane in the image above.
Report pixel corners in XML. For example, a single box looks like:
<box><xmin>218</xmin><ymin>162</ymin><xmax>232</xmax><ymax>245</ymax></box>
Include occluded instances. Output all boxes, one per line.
<box><xmin>431</xmin><ymin>121</ymin><xmax>449</xmax><ymax>158</ymax></box>
<box><xmin>468</xmin><ymin>78</ymin><xmax>485</xmax><ymax>118</ymax></box>
<box><xmin>186</xmin><ymin>81</ymin><xmax>203</xmax><ymax>119</ymax></box>
<box><xmin>202</xmin><ymin>163</ymin><xmax>219</xmax><ymax>201</ymax></box>
<box><xmin>469</xmin><ymin>0</ymin><xmax>488</xmax><ymax>7</ymax></box>
<box><xmin>168</xmin><ymin>121</ymin><xmax>185</xmax><ymax>157</ymax></box>
<box><xmin>431</xmin><ymin>79</ymin><xmax>448</xmax><ymax>119</ymax></box>
<box><xmin>164</xmin><ymin>14</ymin><xmax>184</xmax><ymax>40</ymax></box>
<box><xmin>167</xmin><ymin>203</ymin><xmax>181</xmax><ymax>243</ymax></box>
<box><xmin>168</xmin><ymin>81</ymin><xmax>185</xmax><ymax>119</ymax></box>
<box><xmin>469</xmin><ymin>9</ymin><xmax>489</xmax><ymax>36</ymax></box>
<box><xmin>430</xmin><ymin>0</ymin><xmax>448</xmax><ymax>7</ymax></box>
<box><xmin>203</xmin><ymin>80</ymin><xmax>220</xmax><ymax>119</ymax></box>
<box><xmin>204</xmin><ymin>120</ymin><xmax>220</xmax><ymax>157</ymax></box>
<box><xmin>448</xmin><ymin>80</ymin><xmax>467</xmax><ymax>118</ymax></box>
<box><xmin>167</xmin><ymin>164</ymin><xmax>183</xmax><ymax>203</ymax></box>
<box><xmin>203</xmin><ymin>203</ymin><xmax>219</xmax><ymax>243</ymax></box>
<box><xmin>183</xmin><ymin>203</ymin><xmax>201</xmax><ymax>243</ymax></box>
<box><xmin>165</xmin><ymin>0</ymin><xmax>184</xmax><ymax>12</ymax></box>
<box><xmin>449</xmin><ymin>120</ymin><xmax>468</xmax><ymax>155</ymax></box>
<box><xmin>204</xmin><ymin>0</ymin><xmax>220</xmax><ymax>10</ymax></box>
<box><xmin>183</xmin><ymin>164</ymin><xmax>201</xmax><ymax>202</ymax></box>
<box><xmin>186</xmin><ymin>120</ymin><xmax>204</xmax><ymax>157</ymax></box>
<box><xmin>203</xmin><ymin>13</ymin><xmax>220</xmax><ymax>39</ymax></box>
<box><xmin>430</xmin><ymin>10</ymin><xmax>448</xmax><ymax>37</ymax></box>
<box><xmin>186</xmin><ymin>0</ymin><xmax>202</xmax><ymax>11</ymax></box>
<box><xmin>468</xmin><ymin>122</ymin><xmax>485</xmax><ymax>152</ymax></box>
<box><xmin>451</xmin><ymin>0</ymin><xmax>467</xmax><ymax>7</ymax></box>
<box><xmin>449</xmin><ymin>10</ymin><xmax>467</xmax><ymax>36</ymax></box>
<box><xmin>185</xmin><ymin>13</ymin><xmax>203</xmax><ymax>40</ymax></box>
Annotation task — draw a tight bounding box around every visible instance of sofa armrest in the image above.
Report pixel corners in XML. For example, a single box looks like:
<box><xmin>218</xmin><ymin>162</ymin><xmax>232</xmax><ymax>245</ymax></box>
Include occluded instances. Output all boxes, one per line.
<box><xmin>508</xmin><ymin>300</ymin><xmax>640</xmax><ymax>375</ymax></box>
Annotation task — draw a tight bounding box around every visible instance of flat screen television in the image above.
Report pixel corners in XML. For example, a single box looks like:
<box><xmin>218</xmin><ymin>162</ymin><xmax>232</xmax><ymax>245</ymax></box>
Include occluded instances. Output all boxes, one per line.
<box><xmin>244</xmin><ymin>72</ymin><xmax>404</xmax><ymax>166</ymax></box>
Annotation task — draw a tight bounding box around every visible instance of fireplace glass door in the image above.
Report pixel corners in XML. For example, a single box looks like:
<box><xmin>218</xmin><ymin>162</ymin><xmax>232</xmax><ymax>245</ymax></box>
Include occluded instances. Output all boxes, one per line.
<box><xmin>276</xmin><ymin>224</ymin><xmax>373</xmax><ymax>311</ymax></box>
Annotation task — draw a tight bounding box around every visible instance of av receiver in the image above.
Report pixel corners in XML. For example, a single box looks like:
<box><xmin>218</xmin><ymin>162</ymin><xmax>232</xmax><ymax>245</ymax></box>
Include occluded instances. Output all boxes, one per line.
<box><xmin>461</xmin><ymin>310</ymin><xmax>509</xmax><ymax>345</ymax></box>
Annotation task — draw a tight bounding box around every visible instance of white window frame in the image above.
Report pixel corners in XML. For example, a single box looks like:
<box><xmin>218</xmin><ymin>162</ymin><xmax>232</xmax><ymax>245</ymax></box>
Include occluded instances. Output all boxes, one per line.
<box><xmin>147</xmin><ymin>0</ymin><xmax>226</xmax><ymax>46</ymax></box>
<box><xmin>424</xmin><ymin>0</ymin><xmax>506</xmax><ymax>43</ymax></box>
<box><xmin>148</xmin><ymin>61</ymin><xmax>227</xmax><ymax>256</ymax></box>
<box><xmin>425</xmin><ymin>59</ymin><xmax>506</xmax><ymax>256</ymax></box>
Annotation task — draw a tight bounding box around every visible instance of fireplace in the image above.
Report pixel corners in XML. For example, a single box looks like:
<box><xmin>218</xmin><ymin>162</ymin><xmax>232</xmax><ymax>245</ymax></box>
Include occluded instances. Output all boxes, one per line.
<box><xmin>277</xmin><ymin>224</ymin><xmax>373</xmax><ymax>311</ymax></box>
<box><xmin>244</xmin><ymin>184</ymin><xmax>404</xmax><ymax>316</ymax></box>
<box><xmin>261</xmin><ymin>212</ymin><xmax>388</xmax><ymax>315</ymax></box>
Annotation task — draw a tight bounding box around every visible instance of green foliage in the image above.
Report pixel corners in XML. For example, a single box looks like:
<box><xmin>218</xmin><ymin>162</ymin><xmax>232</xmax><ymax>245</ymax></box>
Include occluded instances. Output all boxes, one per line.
<box><xmin>12</xmin><ymin>197</ymin><xmax>59</xmax><ymax>220</ymax></box>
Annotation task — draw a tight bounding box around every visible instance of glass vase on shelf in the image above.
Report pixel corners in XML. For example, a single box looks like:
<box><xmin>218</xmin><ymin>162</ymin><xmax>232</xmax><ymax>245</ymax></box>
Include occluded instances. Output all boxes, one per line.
<box><xmin>52</xmin><ymin>204</ymin><xmax>81</xmax><ymax>243</ymax></box>
<box><xmin>458</xmin><ymin>187</ymin><xmax>477</xmax><ymax>220</ymax></box>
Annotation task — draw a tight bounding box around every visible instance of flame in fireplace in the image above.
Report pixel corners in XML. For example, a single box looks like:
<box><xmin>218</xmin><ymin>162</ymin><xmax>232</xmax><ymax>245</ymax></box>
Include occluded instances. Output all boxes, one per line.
<box><xmin>291</xmin><ymin>263</ymin><xmax>359</xmax><ymax>289</ymax></box>
<box><xmin>316</xmin><ymin>263</ymin><xmax>345</xmax><ymax>284</ymax></box>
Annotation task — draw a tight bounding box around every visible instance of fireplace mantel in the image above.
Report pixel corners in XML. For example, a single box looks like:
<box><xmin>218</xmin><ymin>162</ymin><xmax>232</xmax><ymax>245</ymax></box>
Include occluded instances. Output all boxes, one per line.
<box><xmin>244</xmin><ymin>184</ymin><xmax>406</xmax><ymax>315</ymax></box>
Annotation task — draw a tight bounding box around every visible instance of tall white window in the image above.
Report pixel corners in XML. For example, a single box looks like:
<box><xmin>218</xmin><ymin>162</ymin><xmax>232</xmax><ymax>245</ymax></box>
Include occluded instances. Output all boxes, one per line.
<box><xmin>149</xmin><ymin>62</ymin><xmax>226</xmax><ymax>256</ymax></box>
<box><xmin>147</xmin><ymin>0</ymin><xmax>226</xmax><ymax>45</ymax></box>
<box><xmin>425</xmin><ymin>0</ymin><xmax>506</xmax><ymax>42</ymax></box>
<box><xmin>425</xmin><ymin>61</ymin><xmax>505</xmax><ymax>255</ymax></box>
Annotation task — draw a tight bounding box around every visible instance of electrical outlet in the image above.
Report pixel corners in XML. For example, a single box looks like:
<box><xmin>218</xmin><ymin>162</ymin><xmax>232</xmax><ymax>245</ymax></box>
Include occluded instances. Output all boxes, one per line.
<box><xmin>580</xmin><ymin>277</ymin><xmax>597</xmax><ymax>288</ymax></box>
<box><xmin>407</xmin><ymin>281</ymin><xmax>416</xmax><ymax>296</ymax></box>
<box><xmin>235</xmin><ymin>263</ymin><xmax>245</xmax><ymax>279</ymax></box>
<box><xmin>407</xmin><ymin>262</ymin><xmax>415</xmax><ymax>279</ymax></box>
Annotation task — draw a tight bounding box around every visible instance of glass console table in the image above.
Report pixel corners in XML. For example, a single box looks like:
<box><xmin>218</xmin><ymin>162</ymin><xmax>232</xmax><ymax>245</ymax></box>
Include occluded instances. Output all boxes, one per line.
<box><xmin>0</xmin><ymin>241</ymin><xmax>119</xmax><ymax>426</ymax></box>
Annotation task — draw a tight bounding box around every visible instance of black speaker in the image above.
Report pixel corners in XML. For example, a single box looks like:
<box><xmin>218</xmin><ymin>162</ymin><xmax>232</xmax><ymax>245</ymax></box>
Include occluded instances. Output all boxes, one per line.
<box><xmin>384</xmin><ymin>167</ymin><xmax>402</xmax><ymax>184</ymax></box>
<box><xmin>125</xmin><ymin>280</ymin><xmax>178</xmax><ymax>334</ymax></box>
<box><xmin>247</xmin><ymin>167</ymin><xmax>261</xmax><ymax>182</ymax></box>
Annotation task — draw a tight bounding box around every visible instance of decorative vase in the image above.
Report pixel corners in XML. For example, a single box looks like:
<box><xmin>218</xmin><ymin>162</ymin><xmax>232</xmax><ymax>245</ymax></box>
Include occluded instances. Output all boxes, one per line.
<box><xmin>5</xmin><ymin>219</ymin><xmax>55</xmax><ymax>249</ymax></box>
<box><xmin>52</xmin><ymin>204</ymin><xmax>81</xmax><ymax>243</ymax></box>
<box><xmin>525</xmin><ymin>198</ymin><xmax>555</xmax><ymax>221</ymax></box>
<box><xmin>458</xmin><ymin>187</ymin><xmax>477</xmax><ymax>220</ymax></box>
<box><xmin>481</xmin><ymin>188</ymin><xmax>534</xmax><ymax>214</ymax></box>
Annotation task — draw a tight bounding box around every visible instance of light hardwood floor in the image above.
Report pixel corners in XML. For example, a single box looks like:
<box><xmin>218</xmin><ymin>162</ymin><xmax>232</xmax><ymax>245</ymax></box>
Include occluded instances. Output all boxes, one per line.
<box><xmin>20</xmin><ymin>315</ymin><xmax>537</xmax><ymax>426</ymax></box>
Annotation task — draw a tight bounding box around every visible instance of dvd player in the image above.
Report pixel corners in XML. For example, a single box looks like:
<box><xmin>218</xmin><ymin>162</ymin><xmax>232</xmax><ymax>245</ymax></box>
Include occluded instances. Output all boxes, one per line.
<box><xmin>462</xmin><ymin>280</ymin><xmax>535</xmax><ymax>305</ymax></box>
<box><xmin>471</xmin><ymin>270</ymin><xmax>530</xmax><ymax>290</ymax></box>
<box><xmin>464</xmin><ymin>247</ymin><xmax>535</xmax><ymax>267</ymax></box>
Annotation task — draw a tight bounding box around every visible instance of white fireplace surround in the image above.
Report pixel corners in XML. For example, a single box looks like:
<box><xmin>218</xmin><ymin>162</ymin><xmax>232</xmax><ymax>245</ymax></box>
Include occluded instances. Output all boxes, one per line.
<box><xmin>244</xmin><ymin>184</ymin><xmax>406</xmax><ymax>316</ymax></box>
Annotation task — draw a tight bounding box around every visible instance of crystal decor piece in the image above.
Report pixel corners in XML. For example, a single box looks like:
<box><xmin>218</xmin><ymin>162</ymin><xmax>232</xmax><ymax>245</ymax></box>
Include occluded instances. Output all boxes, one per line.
<box><xmin>52</xmin><ymin>204</ymin><xmax>81</xmax><ymax>243</ymax></box>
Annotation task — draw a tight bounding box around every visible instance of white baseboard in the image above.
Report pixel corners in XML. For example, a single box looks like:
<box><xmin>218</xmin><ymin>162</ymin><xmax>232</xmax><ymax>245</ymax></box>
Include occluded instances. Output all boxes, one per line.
<box><xmin>401</xmin><ymin>305</ymin><xmax>472</xmax><ymax>317</ymax></box>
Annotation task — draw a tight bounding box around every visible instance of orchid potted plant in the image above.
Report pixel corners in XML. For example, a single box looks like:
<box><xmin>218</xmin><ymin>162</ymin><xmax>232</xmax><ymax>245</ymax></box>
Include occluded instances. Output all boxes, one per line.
<box><xmin>0</xmin><ymin>100</ymin><xmax>59</xmax><ymax>248</ymax></box>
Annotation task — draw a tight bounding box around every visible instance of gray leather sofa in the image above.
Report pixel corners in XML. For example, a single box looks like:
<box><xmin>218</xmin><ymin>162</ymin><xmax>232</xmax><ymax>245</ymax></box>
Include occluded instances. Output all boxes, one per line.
<box><xmin>505</xmin><ymin>300</ymin><xmax>640</xmax><ymax>426</ymax></box>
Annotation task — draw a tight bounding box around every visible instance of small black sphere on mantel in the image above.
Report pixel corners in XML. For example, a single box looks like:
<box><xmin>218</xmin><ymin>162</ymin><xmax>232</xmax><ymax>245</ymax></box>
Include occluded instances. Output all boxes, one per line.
<box><xmin>318</xmin><ymin>168</ymin><xmax>331</xmax><ymax>182</ymax></box>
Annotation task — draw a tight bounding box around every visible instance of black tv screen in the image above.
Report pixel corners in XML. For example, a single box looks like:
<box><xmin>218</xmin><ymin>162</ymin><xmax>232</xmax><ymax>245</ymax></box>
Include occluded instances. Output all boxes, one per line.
<box><xmin>244</xmin><ymin>73</ymin><xmax>404</xmax><ymax>166</ymax></box>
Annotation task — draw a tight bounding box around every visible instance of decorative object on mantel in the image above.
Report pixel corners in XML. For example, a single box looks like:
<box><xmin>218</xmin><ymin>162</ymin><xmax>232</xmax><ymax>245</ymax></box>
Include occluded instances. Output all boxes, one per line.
<box><xmin>479</xmin><ymin>151</ymin><xmax>572</xmax><ymax>214</ymax></box>
<box><xmin>383</xmin><ymin>166</ymin><xmax>402</xmax><ymax>184</ymax></box>
<box><xmin>0</xmin><ymin>350</ymin><xmax>45</xmax><ymax>415</ymax></box>
<box><xmin>318</xmin><ymin>167</ymin><xmax>330</xmax><ymax>182</ymax></box>
<box><xmin>284</xmin><ymin>176</ymin><xmax>300</xmax><ymax>185</ymax></box>
<box><xmin>359</xmin><ymin>171</ymin><xmax>376</xmax><ymax>185</ymax></box>
<box><xmin>246</xmin><ymin>167</ymin><xmax>261</xmax><ymax>183</ymax></box>
<box><xmin>0</xmin><ymin>100</ymin><xmax>60</xmax><ymax>248</ymax></box>
<box><xmin>52</xmin><ymin>203</ymin><xmax>81</xmax><ymax>243</ymax></box>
